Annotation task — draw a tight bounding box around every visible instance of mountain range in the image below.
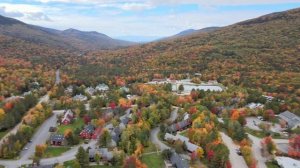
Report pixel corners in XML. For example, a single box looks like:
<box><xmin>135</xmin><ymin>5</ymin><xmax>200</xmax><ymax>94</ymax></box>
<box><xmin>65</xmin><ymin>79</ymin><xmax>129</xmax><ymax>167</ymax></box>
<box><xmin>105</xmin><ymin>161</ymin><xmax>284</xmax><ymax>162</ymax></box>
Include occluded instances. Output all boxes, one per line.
<box><xmin>0</xmin><ymin>15</ymin><xmax>135</xmax><ymax>51</ymax></box>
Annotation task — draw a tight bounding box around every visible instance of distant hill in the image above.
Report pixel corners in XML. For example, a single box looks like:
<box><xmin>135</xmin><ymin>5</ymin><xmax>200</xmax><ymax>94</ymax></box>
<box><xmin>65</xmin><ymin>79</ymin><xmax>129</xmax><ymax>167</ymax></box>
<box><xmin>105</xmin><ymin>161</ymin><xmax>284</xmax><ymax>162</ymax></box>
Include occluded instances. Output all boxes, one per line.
<box><xmin>165</xmin><ymin>27</ymin><xmax>220</xmax><ymax>40</ymax></box>
<box><xmin>0</xmin><ymin>15</ymin><xmax>135</xmax><ymax>51</ymax></box>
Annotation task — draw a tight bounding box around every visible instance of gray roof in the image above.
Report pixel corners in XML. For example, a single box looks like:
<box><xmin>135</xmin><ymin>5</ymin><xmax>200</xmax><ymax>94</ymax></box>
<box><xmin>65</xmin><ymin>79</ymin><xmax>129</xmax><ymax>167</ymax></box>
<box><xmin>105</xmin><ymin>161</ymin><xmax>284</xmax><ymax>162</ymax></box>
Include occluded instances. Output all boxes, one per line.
<box><xmin>50</xmin><ymin>134</ymin><xmax>64</xmax><ymax>142</ymax></box>
<box><xmin>170</xmin><ymin>152</ymin><xmax>189</xmax><ymax>168</ymax></box>
<box><xmin>279</xmin><ymin>111</ymin><xmax>300</xmax><ymax>128</ymax></box>
<box><xmin>169</xmin><ymin>119</ymin><xmax>191</xmax><ymax>133</ymax></box>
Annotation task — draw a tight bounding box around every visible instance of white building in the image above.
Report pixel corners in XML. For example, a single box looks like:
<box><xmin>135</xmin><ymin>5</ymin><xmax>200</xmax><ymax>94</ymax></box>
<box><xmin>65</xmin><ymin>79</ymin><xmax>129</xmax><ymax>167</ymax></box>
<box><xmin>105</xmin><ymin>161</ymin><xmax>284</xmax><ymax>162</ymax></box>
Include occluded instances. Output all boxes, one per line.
<box><xmin>73</xmin><ymin>94</ymin><xmax>87</xmax><ymax>101</ymax></box>
<box><xmin>85</xmin><ymin>87</ymin><xmax>96</xmax><ymax>95</ymax></box>
<box><xmin>246</xmin><ymin>103</ymin><xmax>264</xmax><ymax>109</ymax></box>
<box><xmin>275</xmin><ymin>157</ymin><xmax>300</xmax><ymax>168</ymax></box>
<box><xmin>96</xmin><ymin>84</ymin><xmax>109</xmax><ymax>92</ymax></box>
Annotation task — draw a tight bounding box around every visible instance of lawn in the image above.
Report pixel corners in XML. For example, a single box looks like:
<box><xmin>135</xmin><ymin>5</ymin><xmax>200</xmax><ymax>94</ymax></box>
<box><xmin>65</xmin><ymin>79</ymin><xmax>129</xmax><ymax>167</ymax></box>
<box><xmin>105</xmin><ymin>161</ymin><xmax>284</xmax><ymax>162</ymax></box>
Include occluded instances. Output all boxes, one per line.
<box><xmin>141</xmin><ymin>153</ymin><xmax>165</xmax><ymax>168</ymax></box>
<box><xmin>143</xmin><ymin>143</ymin><xmax>159</xmax><ymax>153</ymax></box>
<box><xmin>57</xmin><ymin>118</ymin><xmax>84</xmax><ymax>134</ymax></box>
<box><xmin>179</xmin><ymin>130</ymin><xmax>188</xmax><ymax>137</ymax></box>
<box><xmin>266</xmin><ymin>161</ymin><xmax>280</xmax><ymax>168</ymax></box>
<box><xmin>43</xmin><ymin>146</ymin><xmax>70</xmax><ymax>158</ymax></box>
<box><xmin>245</xmin><ymin>127</ymin><xmax>287</xmax><ymax>139</ymax></box>
<box><xmin>0</xmin><ymin>130</ymin><xmax>9</xmax><ymax>140</ymax></box>
<box><xmin>64</xmin><ymin>160</ymin><xmax>118</xmax><ymax>168</ymax></box>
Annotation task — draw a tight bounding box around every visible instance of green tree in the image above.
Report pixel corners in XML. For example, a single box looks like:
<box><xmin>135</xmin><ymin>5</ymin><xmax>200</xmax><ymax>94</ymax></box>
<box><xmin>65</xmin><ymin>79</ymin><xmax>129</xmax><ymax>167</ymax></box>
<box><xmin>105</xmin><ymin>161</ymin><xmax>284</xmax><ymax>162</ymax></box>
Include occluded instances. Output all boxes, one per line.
<box><xmin>76</xmin><ymin>147</ymin><xmax>89</xmax><ymax>168</ymax></box>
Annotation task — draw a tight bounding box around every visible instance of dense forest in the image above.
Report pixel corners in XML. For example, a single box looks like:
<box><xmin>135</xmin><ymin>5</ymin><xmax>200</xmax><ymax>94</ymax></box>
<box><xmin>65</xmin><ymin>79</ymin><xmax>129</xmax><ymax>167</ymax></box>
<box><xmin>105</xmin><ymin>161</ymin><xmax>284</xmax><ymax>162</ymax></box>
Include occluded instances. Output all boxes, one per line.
<box><xmin>0</xmin><ymin>8</ymin><xmax>300</xmax><ymax>112</ymax></box>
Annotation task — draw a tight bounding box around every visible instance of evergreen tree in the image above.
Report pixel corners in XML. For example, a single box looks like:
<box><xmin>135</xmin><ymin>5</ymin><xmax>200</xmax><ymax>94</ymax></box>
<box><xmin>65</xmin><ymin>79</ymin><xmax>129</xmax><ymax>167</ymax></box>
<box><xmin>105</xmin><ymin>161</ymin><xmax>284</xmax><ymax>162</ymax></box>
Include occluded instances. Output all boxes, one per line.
<box><xmin>76</xmin><ymin>147</ymin><xmax>89</xmax><ymax>168</ymax></box>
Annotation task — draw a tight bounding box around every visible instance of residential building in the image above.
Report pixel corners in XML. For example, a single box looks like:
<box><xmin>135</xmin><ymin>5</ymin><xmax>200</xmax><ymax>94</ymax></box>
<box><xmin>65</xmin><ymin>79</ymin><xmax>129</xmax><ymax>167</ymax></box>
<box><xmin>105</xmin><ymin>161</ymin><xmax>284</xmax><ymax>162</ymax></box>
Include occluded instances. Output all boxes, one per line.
<box><xmin>73</xmin><ymin>94</ymin><xmax>88</xmax><ymax>101</ymax></box>
<box><xmin>170</xmin><ymin>152</ymin><xmax>189</xmax><ymax>168</ymax></box>
<box><xmin>278</xmin><ymin>111</ymin><xmax>300</xmax><ymax>129</ymax></box>
<box><xmin>164</xmin><ymin>133</ymin><xmax>202</xmax><ymax>153</ymax></box>
<box><xmin>50</xmin><ymin>134</ymin><xmax>65</xmax><ymax>146</ymax></box>
<box><xmin>96</xmin><ymin>84</ymin><xmax>109</xmax><ymax>92</ymax></box>
<box><xmin>89</xmin><ymin>147</ymin><xmax>113</xmax><ymax>162</ymax></box>
<box><xmin>168</xmin><ymin>119</ymin><xmax>191</xmax><ymax>133</ymax></box>
<box><xmin>61</xmin><ymin>109</ymin><xmax>74</xmax><ymax>125</ymax></box>
<box><xmin>275</xmin><ymin>157</ymin><xmax>300</xmax><ymax>168</ymax></box>
<box><xmin>85</xmin><ymin>87</ymin><xmax>96</xmax><ymax>95</ymax></box>
<box><xmin>80</xmin><ymin>124</ymin><xmax>95</xmax><ymax>139</ymax></box>
<box><xmin>247</xmin><ymin>103</ymin><xmax>264</xmax><ymax>109</ymax></box>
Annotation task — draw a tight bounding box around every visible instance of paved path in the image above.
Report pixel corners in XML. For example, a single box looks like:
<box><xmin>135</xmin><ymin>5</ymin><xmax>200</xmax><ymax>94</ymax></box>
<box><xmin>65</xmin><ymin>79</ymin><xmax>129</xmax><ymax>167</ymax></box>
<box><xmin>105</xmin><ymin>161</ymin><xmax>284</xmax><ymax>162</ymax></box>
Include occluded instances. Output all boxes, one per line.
<box><xmin>150</xmin><ymin>127</ymin><xmax>170</xmax><ymax>151</ymax></box>
<box><xmin>168</xmin><ymin>106</ymin><xmax>178</xmax><ymax>123</ymax></box>
<box><xmin>19</xmin><ymin>110</ymin><xmax>64</xmax><ymax>161</ymax></box>
<box><xmin>220</xmin><ymin>132</ymin><xmax>248</xmax><ymax>168</ymax></box>
<box><xmin>248</xmin><ymin>134</ymin><xmax>267</xmax><ymax>168</ymax></box>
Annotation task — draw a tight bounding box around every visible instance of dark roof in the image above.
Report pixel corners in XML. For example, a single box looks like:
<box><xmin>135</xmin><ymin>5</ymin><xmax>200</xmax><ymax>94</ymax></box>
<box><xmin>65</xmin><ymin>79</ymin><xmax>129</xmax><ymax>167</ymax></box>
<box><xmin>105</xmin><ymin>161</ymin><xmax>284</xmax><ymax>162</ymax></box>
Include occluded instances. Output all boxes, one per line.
<box><xmin>50</xmin><ymin>134</ymin><xmax>64</xmax><ymax>142</ymax></box>
<box><xmin>111</xmin><ymin>127</ymin><xmax>121</xmax><ymax>142</ymax></box>
<box><xmin>169</xmin><ymin>119</ymin><xmax>191</xmax><ymax>132</ymax></box>
<box><xmin>121</xmin><ymin>117</ymin><xmax>130</xmax><ymax>125</ymax></box>
<box><xmin>84</xmin><ymin>125</ymin><xmax>95</xmax><ymax>133</ymax></box>
<box><xmin>170</xmin><ymin>152</ymin><xmax>189</xmax><ymax>168</ymax></box>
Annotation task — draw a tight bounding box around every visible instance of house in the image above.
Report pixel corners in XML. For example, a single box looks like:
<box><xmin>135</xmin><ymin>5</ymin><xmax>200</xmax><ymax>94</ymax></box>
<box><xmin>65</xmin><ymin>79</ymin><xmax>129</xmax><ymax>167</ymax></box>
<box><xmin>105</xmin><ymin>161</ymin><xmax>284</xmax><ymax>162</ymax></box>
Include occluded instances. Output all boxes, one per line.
<box><xmin>65</xmin><ymin>86</ymin><xmax>73</xmax><ymax>94</ymax></box>
<box><xmin>247</xmin><ymin>103</ymin><xmax>264</xmax><ymax>109</ymax></box>
<box><xmin>96</xmin><ymin>84</ymin><xmax>109</xmax><ymax>92</ymax></box>
<box><xmin>73</xmin><ymin>94</ymin><xmax>88</xmax><ymax>101</ymax></box>
<box><xmin>275</xmin><ymin>157</ymin><xmax>300</xmax><ymax>168</ymax></box>
<box><xmin>278</xmin><ymin>111</ymin><xmax>300</xmax><ymax>129</ymax></box>
<box><xmin>80</xmin><ymin>125</ymin><xmax>95</xmax><ymax>139</ymax></box>
<box><xmin>85</xmin><ymin>87</ymin><xmax>96</xmax><ymax>95</ymax></box>
<box><xmin>119</xmin><ymin>116</ymin><xmax>130</xmax><ymax>130</ymax></box>
<box><xmin>89</xmin><ymin>147</ymin><xmax>113</xmax><ymax>162</ymax></box>
<box><xmin>170</xmin><ymin>152</ymin><xmax>189</xmax><ymax>168</ymax></box>
<box><xmin>61</xmin><ymin>109</ymin><xmax>74</xmax><ymax>125</ymax></box>
<box><xmin>110</xmin><ymin>127</ymin><xmax>121</xmax><ymax>147</ymax></box>
<box><xmin>120</xmin><ymin>86</ymin><xmax>130</xmax><ymax>93</ymax></box>
<box><xmin>263</xmin><ymin>95</ymin><xmax>274</xmax><ymax>102</ymax></box>
<box><xmin>168</xmin><ymin>119</ymin><xmax>192</xmax><ymax>133</ymax></box>
<box><xmin>50</xmin><ymin>134</ymin><xmax>65</xmax><ymax>146</ymax></box>
<box><xmin>164</xmin><ymin>133</ymin><xmax>202</xmax><ymax>153</ymax></box>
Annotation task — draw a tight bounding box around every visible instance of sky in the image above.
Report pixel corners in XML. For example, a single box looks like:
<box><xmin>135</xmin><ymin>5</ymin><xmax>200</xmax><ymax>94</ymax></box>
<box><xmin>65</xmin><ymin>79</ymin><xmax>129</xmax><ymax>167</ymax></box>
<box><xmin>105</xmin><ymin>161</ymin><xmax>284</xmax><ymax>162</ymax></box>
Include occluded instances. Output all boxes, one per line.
<box><xmin>0</xmin><ymin>0</ymin><xmax>300</xmax><ymax>42</ymax></box>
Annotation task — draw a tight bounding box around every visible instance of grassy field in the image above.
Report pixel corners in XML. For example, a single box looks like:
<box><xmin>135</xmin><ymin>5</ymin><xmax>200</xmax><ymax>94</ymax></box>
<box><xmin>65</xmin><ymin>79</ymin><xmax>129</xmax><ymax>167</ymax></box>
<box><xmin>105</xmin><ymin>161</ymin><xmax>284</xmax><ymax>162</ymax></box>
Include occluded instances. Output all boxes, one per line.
<box><xmin>266</xmin><ymin>161</ymin><xmax>280</xmax><ymax>168</ymax></box>
<box><xmin>64</xmin><ymin>160</ymin><xmax>118</xmax><ymax>168</ymax></box>
<box><xmin>141</xmin><ymin>153</ymin><xmax>165</xmax><ymax>168</ymax></box>
<box><xmin>245</xmin><ymin>127</ymin><xmax>287</xmax><ymax>139</ymax></box>
<box><xmin>0</xmin><ymin>130</ymin><xmax>9</xmax><ymax>140</ymax></box>
<box><xmin>43</xmin><ymin>146</ymin><xmax>70</xmax><ymax>158</ymax></box>
<box><xmin>57</xmin><ymin>118</ymin><xmax>84</xmax><ymax>134</ymax></box>
<box><xmin>143</xmin><ymin>143</ymin><xmax>159</xmax><ymax>153</ymax></box>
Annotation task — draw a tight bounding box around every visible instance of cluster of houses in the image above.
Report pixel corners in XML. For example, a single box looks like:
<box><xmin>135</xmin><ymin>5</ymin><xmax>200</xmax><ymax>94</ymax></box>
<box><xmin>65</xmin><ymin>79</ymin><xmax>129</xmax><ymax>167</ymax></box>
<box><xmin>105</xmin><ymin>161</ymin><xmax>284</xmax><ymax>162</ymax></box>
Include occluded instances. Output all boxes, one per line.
<box><xmin>168</xmin><ymin>113</ymin><xmax>191</xmax><ymax>133</ymax></box>
<box><xmin>165</xmin><ymin>133</ymin><xmax>202</xmax><ymax>153</ymax></box>
<box><xmin>165</xmin><ymin>152</ymin><xmax>189</xmax><ymax>168</ymax></box>
<box><xmin>65</xmin><ymin>84</ymin><xmax>110</xmax><ymax>101</ymax></box>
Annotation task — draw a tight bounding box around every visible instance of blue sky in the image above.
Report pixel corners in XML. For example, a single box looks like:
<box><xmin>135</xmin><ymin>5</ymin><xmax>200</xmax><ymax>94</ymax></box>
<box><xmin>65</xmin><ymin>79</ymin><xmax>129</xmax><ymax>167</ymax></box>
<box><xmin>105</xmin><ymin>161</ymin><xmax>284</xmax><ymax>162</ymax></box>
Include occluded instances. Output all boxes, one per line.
<box><xmin>0</xmin><ymin>0</ymin><xmax>300</xmax><ymax>41</ymax></box>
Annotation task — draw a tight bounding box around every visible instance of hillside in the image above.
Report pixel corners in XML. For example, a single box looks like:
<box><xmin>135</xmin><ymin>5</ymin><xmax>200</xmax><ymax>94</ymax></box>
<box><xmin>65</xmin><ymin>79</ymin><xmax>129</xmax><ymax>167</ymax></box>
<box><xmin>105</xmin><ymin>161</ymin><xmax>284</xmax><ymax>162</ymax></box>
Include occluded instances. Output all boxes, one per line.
<box><xmin>0</xmin><ymin>15</ymin><xmax>134</xmax><ymax>51</ymax></box>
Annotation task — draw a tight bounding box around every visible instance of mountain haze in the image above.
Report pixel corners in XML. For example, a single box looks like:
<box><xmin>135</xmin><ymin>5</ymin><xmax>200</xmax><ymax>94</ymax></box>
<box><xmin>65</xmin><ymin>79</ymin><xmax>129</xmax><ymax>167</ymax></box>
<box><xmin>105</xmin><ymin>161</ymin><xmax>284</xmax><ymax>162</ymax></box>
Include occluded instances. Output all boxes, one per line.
<box><xmin>0</xmin><ymin>15</ymin><xmax>135</xmax><ymax>51</ymax></box>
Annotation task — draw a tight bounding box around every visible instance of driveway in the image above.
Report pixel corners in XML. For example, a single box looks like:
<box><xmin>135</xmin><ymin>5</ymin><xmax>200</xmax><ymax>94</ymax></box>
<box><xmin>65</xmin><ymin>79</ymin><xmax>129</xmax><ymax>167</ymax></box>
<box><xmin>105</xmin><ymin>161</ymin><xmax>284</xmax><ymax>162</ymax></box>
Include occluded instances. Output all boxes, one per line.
<box><xmin>19</xmin><ymin>110</ymin><xmax>64</xmax><ymax>161</ymax></box>
<box><xmin>220</xmin><ymin>132</ymin><xmax>248</xmax><ymax>168</ymax></box>
<box><xmin>248</xmin><ymin>134</ymin><xmax>267</xmax><ymax>168</ymax></box>
<box><xmin>150</xmin><ymin>127</ymin><xmax>170</xmax><ymax>151</ymax></box>
<box><xmin>246</xmin><ymin>117</ymin><xmax>284</xmax><ymax>133</ymax></box>
<box><xmin>168</xmin><ymin>106</ymin><xmax>179</xmax><ymax>123</ymax></box>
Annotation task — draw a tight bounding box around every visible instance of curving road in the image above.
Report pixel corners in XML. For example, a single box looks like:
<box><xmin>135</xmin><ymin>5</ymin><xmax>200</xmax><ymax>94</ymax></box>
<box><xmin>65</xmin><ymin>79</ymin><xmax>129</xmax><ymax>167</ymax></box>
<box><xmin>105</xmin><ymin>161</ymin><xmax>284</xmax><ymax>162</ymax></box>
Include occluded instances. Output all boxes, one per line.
<box><xmin>220</xmin><ymin>132</ymin><xmax>248</xmax><ymax>168</ymax></box>
<box><xmin>150</xmin><ymin>127</ymin><xmax>170</xmax><ymax>151</ymax></box>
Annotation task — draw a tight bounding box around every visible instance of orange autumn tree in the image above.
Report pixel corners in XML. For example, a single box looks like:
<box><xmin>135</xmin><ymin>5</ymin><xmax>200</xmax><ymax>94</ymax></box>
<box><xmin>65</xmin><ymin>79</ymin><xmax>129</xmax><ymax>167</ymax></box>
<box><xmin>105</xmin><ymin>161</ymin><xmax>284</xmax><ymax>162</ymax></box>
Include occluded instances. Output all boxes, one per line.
<box><xmin>288</xmin><ymin>135</ymin><xmax>300</xmax><ymax>158</ymax></box>
<box><xmin>123</xmin><ymin>156</ymin><xmax>147</xmax><ymax>168</ymax></box>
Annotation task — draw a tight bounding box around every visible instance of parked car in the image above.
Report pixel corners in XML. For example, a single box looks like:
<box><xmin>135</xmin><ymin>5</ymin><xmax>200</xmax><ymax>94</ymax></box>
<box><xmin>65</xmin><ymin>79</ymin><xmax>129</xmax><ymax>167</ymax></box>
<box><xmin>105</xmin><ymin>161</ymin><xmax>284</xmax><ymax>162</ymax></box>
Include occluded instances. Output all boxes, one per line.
<box><xmin>236</xmin><ymin>149</ymin><xmax>242</xmax><ymax>156</ymax></box>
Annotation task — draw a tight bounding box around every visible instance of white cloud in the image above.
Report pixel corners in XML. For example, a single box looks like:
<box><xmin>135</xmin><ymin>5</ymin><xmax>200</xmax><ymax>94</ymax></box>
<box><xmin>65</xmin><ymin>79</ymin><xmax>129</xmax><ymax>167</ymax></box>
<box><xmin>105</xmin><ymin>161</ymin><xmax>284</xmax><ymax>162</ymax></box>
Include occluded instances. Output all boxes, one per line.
<box><xmin>0</xmin><ymin>3</ymin><xmax>53</xmax><ymax>21</ymax></box>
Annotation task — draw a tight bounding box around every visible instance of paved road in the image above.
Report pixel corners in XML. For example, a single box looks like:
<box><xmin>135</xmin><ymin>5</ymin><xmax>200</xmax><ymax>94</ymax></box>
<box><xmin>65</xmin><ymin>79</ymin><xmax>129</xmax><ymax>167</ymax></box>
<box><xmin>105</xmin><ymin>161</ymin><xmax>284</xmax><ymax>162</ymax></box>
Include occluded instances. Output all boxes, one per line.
<box><xmin>19</xmin><ymin>110</ymin><xmax>64</xmax><ymax>161</ymax></box>
<box><xmin>150</xmin><ymin>127</ymin><xmax>170</xmax><ymax>151</ymax></box>
<box><xmin>168</xmin><ymin>106</ymin><xmax>178</xmax><ymax>123</ymax></box>
<box><xmin>0</xmin><ymin>94</ymin><xmax>49</xmax><ymax>147</ymax></box>
<box><xmin>248</xmin><ymin>134</ymin><xmax>267</xmax><ymax>168</ymax></box>
<box><xmin>220</xmin><ymin>132</ymin><xmax>248</xmax><ymax>168</ymax></box>
<box><xmin>0</xmin><ymin>140</ymin><xmax>98</xmax><ymax>168</ymax></box>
